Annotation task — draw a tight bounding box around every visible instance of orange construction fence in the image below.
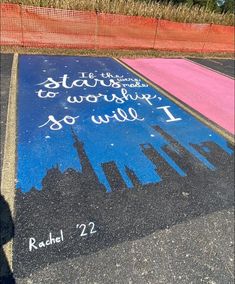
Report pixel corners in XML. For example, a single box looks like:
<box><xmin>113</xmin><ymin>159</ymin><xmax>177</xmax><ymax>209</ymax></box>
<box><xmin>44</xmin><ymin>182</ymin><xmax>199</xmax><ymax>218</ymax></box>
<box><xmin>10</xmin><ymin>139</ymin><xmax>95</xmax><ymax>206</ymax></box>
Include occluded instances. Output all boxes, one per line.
<box><xmin>0</xmin><ymin>3</ymin><xmax>234</xmax><ymax>53</ymax></box>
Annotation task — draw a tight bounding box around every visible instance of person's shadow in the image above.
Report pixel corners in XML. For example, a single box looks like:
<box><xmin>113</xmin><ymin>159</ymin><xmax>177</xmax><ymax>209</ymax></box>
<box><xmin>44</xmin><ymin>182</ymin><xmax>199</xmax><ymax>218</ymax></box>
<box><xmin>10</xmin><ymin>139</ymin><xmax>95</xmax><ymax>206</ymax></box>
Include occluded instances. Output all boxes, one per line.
<box><xmin>0</xmin><ymin>194</ymin><xmax>15</xmax><ymax>283</ymax></box>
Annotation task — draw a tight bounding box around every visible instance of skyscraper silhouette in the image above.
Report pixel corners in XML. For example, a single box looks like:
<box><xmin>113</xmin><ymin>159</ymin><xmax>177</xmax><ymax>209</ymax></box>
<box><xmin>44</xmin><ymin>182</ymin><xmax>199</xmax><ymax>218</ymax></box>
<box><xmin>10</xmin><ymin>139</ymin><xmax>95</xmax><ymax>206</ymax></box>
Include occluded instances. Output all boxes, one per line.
<box><xmin>102</xmin><ymin>161</ymin><xmax>127</xmax><ymax>191</ymax></box>
<box><xmin>153</xmin><ymin>126</ymin><xmax>207</xmax><ymax>175</ymax></box>
<box><xmin>141</xmin><ymin>143</ymin><xmax>179</xmax><ymax>181</ymax></box>
<box><xmin>71</xmin><ymin>128</ymin><xmax>100</xmax><ymax>184</ymax></box>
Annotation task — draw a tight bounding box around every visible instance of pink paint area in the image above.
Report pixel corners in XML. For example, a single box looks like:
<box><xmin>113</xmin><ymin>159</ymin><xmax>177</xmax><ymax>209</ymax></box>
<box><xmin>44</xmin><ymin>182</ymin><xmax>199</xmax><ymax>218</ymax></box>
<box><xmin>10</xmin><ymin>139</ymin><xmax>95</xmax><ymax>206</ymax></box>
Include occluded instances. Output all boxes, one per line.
<box><xmin>122</xmin><ymin>58</ymin><xmax>234</xmax><ymax>135</ymax></box>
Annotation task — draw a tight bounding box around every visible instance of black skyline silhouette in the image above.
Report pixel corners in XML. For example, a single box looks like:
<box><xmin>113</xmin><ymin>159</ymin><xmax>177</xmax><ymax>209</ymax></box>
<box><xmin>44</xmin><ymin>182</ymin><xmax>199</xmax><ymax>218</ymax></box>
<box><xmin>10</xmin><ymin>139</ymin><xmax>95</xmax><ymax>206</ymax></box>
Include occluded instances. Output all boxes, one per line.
<box><xmin>13</xmin><ymin>126</ymin><xmax>234</xmax><ymax>278</ymax></box>
<box><xmin>20</xmin><ymin>125</ymin><xmax>232</xmax><ymax>193</ymax></box>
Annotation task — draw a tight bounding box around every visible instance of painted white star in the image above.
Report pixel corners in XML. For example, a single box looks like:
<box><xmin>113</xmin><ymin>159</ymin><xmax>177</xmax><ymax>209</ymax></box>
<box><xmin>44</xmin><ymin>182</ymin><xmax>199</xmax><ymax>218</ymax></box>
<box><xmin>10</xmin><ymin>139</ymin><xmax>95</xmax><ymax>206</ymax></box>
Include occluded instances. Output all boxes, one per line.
<box><xmin>111</xmin><ymin>143</ymin><xmax>114</xmax><ymax>146</ymax></box>
<box><xmin>150</xmin><ymin>134</ymin><xmax>155</xmax><ymax>137</ymax></box>
<box><xmin>45</xmin><ymin>136</ymin><xmax>51</xmax><ymax>139</ymax></box>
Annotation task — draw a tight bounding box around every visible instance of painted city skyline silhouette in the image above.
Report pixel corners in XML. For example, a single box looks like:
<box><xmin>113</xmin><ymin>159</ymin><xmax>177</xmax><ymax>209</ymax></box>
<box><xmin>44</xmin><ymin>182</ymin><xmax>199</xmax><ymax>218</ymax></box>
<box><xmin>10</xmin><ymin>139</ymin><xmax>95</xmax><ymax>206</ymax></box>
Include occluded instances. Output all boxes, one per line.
<box><xmin>17</xmin><ymin>125</ymin><xmax>233</xmax><ymax>193</ymax></box>
<box><xmin>14</xmin><ymin>124</ymin><xmax>234</xmax><ymax>278</ymax></box>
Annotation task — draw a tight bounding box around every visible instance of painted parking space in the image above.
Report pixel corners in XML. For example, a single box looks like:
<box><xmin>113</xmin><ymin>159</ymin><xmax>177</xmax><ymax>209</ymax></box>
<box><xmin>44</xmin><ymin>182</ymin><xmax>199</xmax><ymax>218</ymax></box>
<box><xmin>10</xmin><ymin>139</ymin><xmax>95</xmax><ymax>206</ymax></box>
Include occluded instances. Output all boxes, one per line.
<box><xmin>122</xmin><ymin>58</ymin><xmax>235</xmax><ymax>135</ymax></box>
<box><xmin>12</xmin><ymin>55</ymin><xmax>234</xmax><ymax>279</ymax></box>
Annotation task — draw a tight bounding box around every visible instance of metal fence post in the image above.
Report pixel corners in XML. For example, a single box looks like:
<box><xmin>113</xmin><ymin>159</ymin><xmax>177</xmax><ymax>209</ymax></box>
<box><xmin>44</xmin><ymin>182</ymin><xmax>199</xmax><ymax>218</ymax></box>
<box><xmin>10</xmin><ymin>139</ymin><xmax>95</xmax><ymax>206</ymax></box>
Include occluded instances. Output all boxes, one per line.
<box><xmin>95</xmin><ymin>9</ymin><xmax>99</xmax><ymax>50</ymax></box>
<box><xmin>19</xmin><ymin>4</ymin><xmax>24</xmax><ymax>47</ymax></box>
<box><xmin>201</xmin><ymin>23</ymin><xmax>212</xmax><ymax>53</ymax></box>
<box><xmin>153</xmin><ymin>18</ymin><xmax>159</xmax><ymax>50</ymax></box>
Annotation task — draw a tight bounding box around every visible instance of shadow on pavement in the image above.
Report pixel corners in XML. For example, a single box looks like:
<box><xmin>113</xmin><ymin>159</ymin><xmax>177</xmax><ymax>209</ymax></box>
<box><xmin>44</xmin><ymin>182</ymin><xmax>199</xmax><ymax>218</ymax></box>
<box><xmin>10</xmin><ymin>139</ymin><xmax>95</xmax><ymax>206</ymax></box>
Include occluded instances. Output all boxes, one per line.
<box><xmin>0</xmin><ymin>194</ymin><xmax>15</xmax><ymax>283</ymax></box>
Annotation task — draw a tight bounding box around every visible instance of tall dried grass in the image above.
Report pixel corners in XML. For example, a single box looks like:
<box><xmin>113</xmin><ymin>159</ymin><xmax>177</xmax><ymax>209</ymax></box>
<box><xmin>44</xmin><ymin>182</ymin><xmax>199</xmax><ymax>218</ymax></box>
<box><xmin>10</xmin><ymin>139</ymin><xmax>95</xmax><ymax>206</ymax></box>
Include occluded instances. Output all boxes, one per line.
<box><xmin>2</xmin><ymin>0</ymin><xmax>234</xmax><ymax>26</ymax></box>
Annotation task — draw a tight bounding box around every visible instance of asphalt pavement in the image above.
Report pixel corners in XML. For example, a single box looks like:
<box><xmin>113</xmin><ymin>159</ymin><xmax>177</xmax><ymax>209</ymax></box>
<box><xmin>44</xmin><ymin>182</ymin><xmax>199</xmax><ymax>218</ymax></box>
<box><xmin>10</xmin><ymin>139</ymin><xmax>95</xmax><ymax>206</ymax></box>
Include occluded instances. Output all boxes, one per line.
<box><xmin>0</xmin><ymin>54</ymin><xmax>234</xmax><ymax>284</ymax></box>
<box><xmin>188</xmin><ymin>58</ymin><xmax>235</xmax><ymax>78</ymax></box>
<box><xmin>0</xmin><ymin>54</ymin><xmax>13</xmax><ymax>180</ymax></box>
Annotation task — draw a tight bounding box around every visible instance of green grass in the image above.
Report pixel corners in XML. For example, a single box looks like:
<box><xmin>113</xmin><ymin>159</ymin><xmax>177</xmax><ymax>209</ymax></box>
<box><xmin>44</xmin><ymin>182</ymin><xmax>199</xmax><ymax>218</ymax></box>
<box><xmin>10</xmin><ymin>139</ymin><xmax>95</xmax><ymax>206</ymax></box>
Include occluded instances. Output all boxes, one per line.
<box><xmin>2</xmin><ymin>0</ymin><xmax>234</xmax><ymax>26</ymax></box>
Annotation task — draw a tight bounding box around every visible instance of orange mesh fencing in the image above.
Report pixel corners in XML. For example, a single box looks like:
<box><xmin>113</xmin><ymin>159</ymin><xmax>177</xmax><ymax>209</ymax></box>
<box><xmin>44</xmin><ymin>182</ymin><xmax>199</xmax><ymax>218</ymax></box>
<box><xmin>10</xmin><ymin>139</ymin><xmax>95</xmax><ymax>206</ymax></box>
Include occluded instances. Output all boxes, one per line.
<box><xmin>154</xmin><ymin>20</ymin><xmax>212</xmax><ymax>52</ymax></box>
<box><xmin>0</xmin><ymin>3</ymin><xmax>234</xmax><ymax>53</ymax></box>
<box><xmin>0</xmin><ymin>4</ymin><xmax>22</xmax><ymax>46</ymax></box>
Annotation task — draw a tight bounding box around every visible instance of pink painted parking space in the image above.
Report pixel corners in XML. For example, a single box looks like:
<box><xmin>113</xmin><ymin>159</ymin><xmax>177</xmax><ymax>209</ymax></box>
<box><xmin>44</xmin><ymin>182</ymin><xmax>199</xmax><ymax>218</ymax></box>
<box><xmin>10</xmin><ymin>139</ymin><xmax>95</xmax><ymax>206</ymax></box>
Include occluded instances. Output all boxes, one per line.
<box><xmin>122</xmin><ymin>58</ymin><xmax>234</xmax><ymax>134</ymax></box>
